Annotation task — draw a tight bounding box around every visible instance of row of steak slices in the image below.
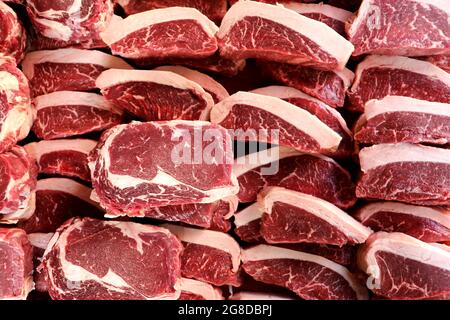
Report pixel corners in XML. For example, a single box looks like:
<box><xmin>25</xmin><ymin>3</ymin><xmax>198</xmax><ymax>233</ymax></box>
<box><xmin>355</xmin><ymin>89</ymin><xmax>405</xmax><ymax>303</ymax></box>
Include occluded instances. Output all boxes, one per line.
<box><xmin>0</xmin><ymin>0</ymin><xmax>450</xmax><ymax>300</ymax></box>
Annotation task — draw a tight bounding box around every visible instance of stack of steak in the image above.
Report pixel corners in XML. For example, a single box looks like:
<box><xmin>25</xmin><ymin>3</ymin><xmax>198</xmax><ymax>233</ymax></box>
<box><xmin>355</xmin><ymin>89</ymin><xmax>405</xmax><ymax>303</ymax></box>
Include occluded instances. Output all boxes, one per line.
<box><xmin>0</xmin><ymin>0</ymin><xmax>449</xmax><ymax>301</ymax></box>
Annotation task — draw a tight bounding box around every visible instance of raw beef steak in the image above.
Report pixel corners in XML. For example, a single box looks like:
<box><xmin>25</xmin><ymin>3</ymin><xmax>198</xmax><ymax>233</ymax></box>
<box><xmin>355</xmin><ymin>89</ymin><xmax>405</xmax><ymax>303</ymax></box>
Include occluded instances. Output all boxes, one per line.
<box><xmin>101</xmin><ymin>8</ymin><xmax>218</xmax><ymax>60</ymax></box>
<box><xmin>284</xmin><ymin>2</ymin><xmax>353</xmax><ymax>36</ymax></box>
<box><xmin>242</xmin><ymin>245</ymin><xmax>368</xmax><ymax>300</ymax></box>
<box><xmin>358</xmin><ymin>232</ymin><xmax>450</xmax><ymax>300</ymax></box>
<box><xmin>259</xmin><ymin>61</ymin><xmax>354</xmax><ymax>108</ymax></box>
<box><xmin>0</xmin><ymin>57</ymin><xmax>34</xmax><ymax>153</ymax></box>
<box><xmin>259</xmin><ymin>187</ymin><xmax>371</xmax><ymax>246</ymax></box>
<box><xmin>0</xmin><ymin>146</ymin><xmax>37</xmax><ymax>224</ymax></box>
<box><xmin>218</xmin><ymin>1</ymin><xmax>354</xmax><ymax>70</ymax></box>
<box><xmin>355</xmin><ymin>202</ymin><xmax>450</xmax><ymax>243</ymax></box>
<box><xmin>0</xmin><ymin>228</ymin><xmax>34</xmax><ymax>300</ymax></box>
<box><xmin>348</xmin><ymin>55</ymin><xmax>450</xmax><ymax>112</ymax></box>
<box><xmin>162</xmin><ymin>224</ymin><xmax>242</xmax><ymax>287</ymax></box>
<box><xmin>32</xmin><ymin>91</ymin><xmax>123</xmax><ymax>140</ymax></box>
<box><xmin>24</xmin><ymin>139</ymin><xmax>97</xmax><ymax>182</ymax></box>
<box><xmin>40</xmin><ymin>217</ymin><xmax>183</xmax><ymax>300</ymax></box>
<box><xmin>283</xmin><ymin>243</ymin><xmax>357</xmax><ymax>268</ymax></box>
<box><xmin>155</xmin><ymin>66</ymin><xmax>229</xmax><ymax>103</ymax></box>
<box><xmin>89</xmin><ymin>121</ymin><xmax>238</xmax><ymax>212</ymax></box>
<box><xmin>28</xmin><ymin>232</ymin><xmax>53</xmax><ymax>293</ymax></box>
<box><xmin>0</xmin><ymin>1</ymin><xmax>27</xmax><ymax>62</ymax></box>
<box><xmin>134</xmin><ymin>52</ymin><xmax>246</xmax><ymax>77</ymax></box>
<box><xmin>422</xmin><ymin>54</ymin><xmax>450</xmax><ymax>73</ymax></box>
<box><xmin>116</xmin><ymin>0</ymin><xmax>228</xmax><ymax>23</ymax></box>
<box><xmin>178</xmin><ymin>278</ymin><xmax>223</xmax><ymax>300</ymax></box>
<box><xmin>208</xmin><ymin>196</ymin><xmax>238</xmax><ymax>233</ymax></box>
<box><xmin>18</xmin><ymin>178</ymin><xmax>103</xmax><ymax>233</ymax></box>
<box><xmin>234</xmin><ymin>203</ymin><xmax>265</xmax><ymax>243</ymax></box>
<box><xmin>96</xmin><ymin>69</ymin><xmax>214</xmax><ymax>121</ymax></box>
<box><xmin>347</xmin><ymin>0</ymin><xmax>450</xmax><ymax>56</ymax></box>
<box><xmin>211</xmin><ymin>91</ymin><xmax>342</xmax><ymax>154</ymax></box>
<box><xmin>26</xmin><ymin>0</ymin><xmax>114</xmax><ymax>48</ymax></box>
<box><xmin>357</xmin><ymin>143</ymin><xmax>450</xmax><ymax>205</ymax></box>
<box><xmin>251</xmin><ymin>86</ymin><xmax>353</xmax><ymax>158</ymax></box>
<box><xmin>355</xmin><ymin>96</ymin><xmax>450</xmax><ymax>145</ymax></box>
<box><xmin>234</xmin><ymin>146</ymin><xmax>356</xmax><ymax>208</ymax></box>
<box><xmin>21</xmin><ymin>48</ymin><xmax>132</xmax><ymax>97</ymax></box>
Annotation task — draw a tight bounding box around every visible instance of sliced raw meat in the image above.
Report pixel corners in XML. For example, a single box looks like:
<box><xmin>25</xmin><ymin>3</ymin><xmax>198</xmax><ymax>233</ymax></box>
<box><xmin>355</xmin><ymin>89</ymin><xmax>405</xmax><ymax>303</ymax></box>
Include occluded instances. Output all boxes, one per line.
<box><xmin>234</xmin><ymin>203</ymin><xmax>265</xmax><ymax>243</ymax></box>
<box><xmin>89</xmin><ymin>121</ymin><xmax>238</xmax><ymax>212</ymax></box>
<box><xmin>116</xmin><ymin>0</ymin><xmax>228</xmax><ymax>23</ymax></box>
<box><xmin>0</xmin><ymin>57</ymin><xmax>34</xmax><ymax>153</ymax></box>
<box><xmin>251</xmin><ymin>86</ymin><xmax>353</xmax><ymax>158</ymax></box>
<box><xmin>24</xmin><ymin>139</ymin><xmax>97</xmax><ymax>182</ymax></box>
<box><xmin>26</xmin><ymin>0</ymin><xmax>114</xmax><ymax>48</ymax></box>
<box><xmin>0</xmin><ymin>146</ymin><xmax>37</xmax><ymax>224</ymax></box>
<box><xmin>358</xmin><ymin>232</ymin><xmax>450</xmax><ymax>300</ymax></box>
<box><xmin>284</xmin><ymin>243</ymin><xmax>357</xmax><ymax>267</ymax></box>
<box><xmin>209</xmin><ymin>196</ymin><xmax>238</xmax><ymax>232</ymax></box>
<box><xmin>357</xmin><ymin>143</ymin><xmax>450</xmax><ymax>205</ymax></box>
<box><xmin>259</xmin><ymin>187</ymin><xmax>371</xmax><ymax>246</ymax></box>
<box><xmin>178</xmin><ymin>278</ymin><xmax>223</xmax><ymax>300</ymax></box>
<box><xmin>162</xmin><ymin>224</ymin><xmax>241</xmax><ymax>287</ymax></box>
<box><xmin>211</xmin><ymin>91</ymin><xmax>342</xmax><ymax>154</ymax></box>
<box><xmin>134</xmin><ymin>52</ymin><xmax>246</xmax><ymax>77</ymax></box>
<box><xmin>155</xmin><ymin>66</ymin><xmax>229</xmax><ymax>103</ymax></box>
<box><xmin>422</xmin><ymin>54</ymin><xmax>450</xmax><ymax>73</ymax></box>
<box><xmin>96</xmin><ymin>69</ymin><xmax>213</xmax><ymax>121</ymax></box>
<box><xmin>355</xmin><ymin>96</ymin><xmax>450</xmax><ymax>145</ymax></box>
<box><xmin>21</xmin><ymin>48</ymin><xmax>132</xmax><ymax>97</ymax></box>
<box><xmin>355</xmin><ymin>202</ymin><xmax>450</xmax><ymax>243</ymax></box>
<box><xmin>0</xmin><ymin>228</ymin><xmax>33</xmax><ymax>300</ymax></box>
<box><xmin>101</xmin><ymin>8</ymin><xmax>218</xmax><ymax>60</ymax></box>
<box><xmin>18</xmin><ymin>178</ymin><xmax>103</xmax><ymax>233</ymax></box>
<box><xmin>28</xmin><ymin>232</ymin><xmax>53</xmax><ymax>293</ymax></box>
<box><xmin>0</xmin><ymin>1</ymin><xmax>27</xmax><ymax>62</ymax></box>
<box><xmin>234</xmin><ymin>146</ymin><xmax>356</xmax><ymax>208</ymax></box>
<box><xmin>347</xmin><ymin>0</ymin><xmax>450</xmax><ymax>56</ymax></box>
<box><xmin>347</xmin><ymin>55</ymin><xmax>450</xmax><ymax>112</ymax></box>
<box><xmin>242</xmin><ymin>244</ymin><xmax>368</xmax><ymax>300</ymax></box>
<box><xmin>284</xmin><ymin>3</ymin><xmax>353</xmax><ymax>36</ymax></box>
<box><xmin>259</xmin><ymin>61</ymin><xmax>354</xmax><ymax>108</ymax></box>
<box><xmin>229</xmin><ymin>292</ymin><xmax>295</xmax><ymax>300</ymax></box>
<box><xmin>32</xmin><ymin>91</ymin><xmax>123</xmax><ymax>140</ymax></box>
<box><xmin>40</xmin><ymin>217</ymin><xmax>183</xmax><ymax>300</ymax></box>
<box><xmin>218</xmin><ymin>1</ymin><xmax>354</xmax><ymax>70</ymax></box>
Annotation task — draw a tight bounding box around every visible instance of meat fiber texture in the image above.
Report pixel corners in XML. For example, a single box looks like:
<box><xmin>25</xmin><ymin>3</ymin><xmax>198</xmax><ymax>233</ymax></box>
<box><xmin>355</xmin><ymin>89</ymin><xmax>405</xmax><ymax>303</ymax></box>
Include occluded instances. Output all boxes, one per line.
<box><xmin>250</xmin><ymin>86</ymin><xmax>354</xmax><ymax>158</ymax></box>
<box><xmin>218</xmin><ymin>1</ymin><xmax>354</xmax><ymax>70</ymax></box>
<box><xmin>211</xmin><ymin>91</ymin><xmax>343</xmax><ymax>154</ymax></box>
<box><xmin>358</xmin><ymin>232</ymin><xmax>450</xmax><ymax>300</ymax></box>
<box><xmin>0</xmin><ymin>146</ymin><xmax>37</xmax><ymax>224</ymax></box>
<box><xmin>31</xmin><ymin>91</ymin><xmax>123</xmax><ymax>140</ymax></box>
<box><xmin>0</xmin><ymin>228</ymin><xmax>34</xmax><ymax>300</ymax></box>
<box><xmin>89</xmin><ymin>121</ymin><xmax>238</xmax><ymax>214</ymax></box>
<box><xmin>17</xmin><ymin>178</ymin><xmax>104</xmax><ymax>234</ymax></box>
<box><xmin>40</xmin><ymin>217</ymin><xmax>183</xmax><ymax>300</ymax></box>
<box><xmin>242</xmin><ymin>244</ymin><xmax>368</xmax><ymax>300</ymax></box>
<box><xmin>355</xmin><ymin>202</ymin><xmax>450</xmax><ymax>243</ymax></box>
<box><xmin>355</xmin><ymin>96</ymin><xmax>450</xmax><ymax>145</ymax></box>
<box><xmin>116</xmin><ymin>0</ymin><xmax>228</xmax><ymax>23</ymax></box>
<box><xmin>101</xmin><ymin>8</ymin><xmax>219</xmax><ymax>60</ymax></box>
<box><xmin>96</xmin><ymin>69</ymin><xmax>214</xmax><ymax>121</ymax></box>
<box><xmin>348</xmin><ymin>55</ymin><xmax>450</xmax><ymax>112</ymax></box>
<box><xmin>21</xmin><ymin>48</ymin><xmax>132</xmax><ymax>97</ymax></box>
<box><xmin>0</xmin><ymin>1</ymin><xmax>27</xmax><ymax>63</ymax></box>
<box><xmin>162</xmin><ymin>224</ymin><xmax>242</xmax><ymax>287</ymax></box>
<box><xmin>347</xmin><ymin>0</ymin><xmax>450</xmax><ymax>56</ymax></box>
<box><xmin>259</xmin><ymin>61</ymin><xmax>354</xmax><ymax>108</ymax></box>
<box><xmin>24</xmin><ymin>139</ymin><xmax>97</xmax><ymax>182</ymax></box>
<box><xmin>233</xmin><ymin>146</ymin><xmax>356</xmax><ymax>208</ymax></box>
<box><xmin>0</xmin><ymin>57</ymin><xmax>34</xmax><ymax>153</ymax></box>
<box><xmin>26</xmin><ymin>0</ymin><xmax>114</xmax><ymax>49</ymax></box>
<box><xmin>357</xmin><ymin>143</ymin><xmax>450</xmax><ymax>206</ymax></box>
